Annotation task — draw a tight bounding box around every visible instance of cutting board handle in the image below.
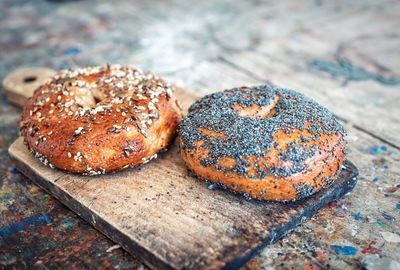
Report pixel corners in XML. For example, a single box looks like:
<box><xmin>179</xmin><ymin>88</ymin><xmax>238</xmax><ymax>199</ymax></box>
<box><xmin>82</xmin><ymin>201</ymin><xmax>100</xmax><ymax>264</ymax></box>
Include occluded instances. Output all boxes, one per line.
<box><xmin>2</xmin><ymin>67</ymin><xmax>56</xmax><ymax>107</ymax></box>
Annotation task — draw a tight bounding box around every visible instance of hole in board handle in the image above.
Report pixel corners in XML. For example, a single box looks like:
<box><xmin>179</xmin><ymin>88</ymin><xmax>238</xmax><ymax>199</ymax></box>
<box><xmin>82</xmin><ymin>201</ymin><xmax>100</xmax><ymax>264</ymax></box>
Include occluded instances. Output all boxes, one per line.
<box><xmin>23</xmin><ymin>76</ymin><xmax>37</xmax><ymax>83</ymax></box>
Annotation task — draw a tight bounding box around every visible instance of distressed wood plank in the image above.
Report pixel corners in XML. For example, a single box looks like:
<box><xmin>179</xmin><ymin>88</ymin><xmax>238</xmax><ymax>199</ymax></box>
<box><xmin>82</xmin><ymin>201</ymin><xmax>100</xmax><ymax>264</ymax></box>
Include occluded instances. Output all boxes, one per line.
<box><xmin>212</xmin><ymin>1</ymin><xmax>400</xmax><ymax>146</ymax></box>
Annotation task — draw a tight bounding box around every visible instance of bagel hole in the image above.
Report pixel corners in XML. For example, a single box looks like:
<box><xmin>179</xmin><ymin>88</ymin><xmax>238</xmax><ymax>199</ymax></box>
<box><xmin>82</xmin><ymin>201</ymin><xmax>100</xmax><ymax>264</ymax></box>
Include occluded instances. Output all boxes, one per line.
<box><xmin>23</xmin><ymin>76</ymin><xmax>37</xmax><ymax>83</ymax></box>
<box><xmin>94</xmin><ymin>96</ymin><xmax>102</xmax><ymax>104</ymax></box>
<box><xmin>232</xmin><ymin>95</ymin><xmax>279</xmax><ymax>119</ymax></box>
<box><xmin>91</xmin><ymin>88</ymin><xmax>104</xmax><ymax>104</ymax></box>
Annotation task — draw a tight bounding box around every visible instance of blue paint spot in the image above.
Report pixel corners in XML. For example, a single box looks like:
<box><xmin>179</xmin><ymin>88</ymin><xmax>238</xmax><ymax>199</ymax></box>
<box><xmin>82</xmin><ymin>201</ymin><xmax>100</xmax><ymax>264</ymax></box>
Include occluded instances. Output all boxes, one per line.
<box><xmin>62</xmin><ymin>220</ymin><xmax>74</xmax><ymax>229</ymax></box>
<box><xmin>64</xmin><ymin>46</ymin><xmax>81</xmax><ymax>56</ymax></box>
<box><xmin>309</xmin><ymin>58</ymin><xmax>400</xmax><ymax>86</ymax></box>
<box><xmin>396</xmin><ymin>203</ymin><xmax>400</xmax><ymax>210</ymax></box>
<box><xmin>371</xmin><ymin>177</ymin><xmax>380</xmax><ymax>182</ymax></box>
<box><xmin>331</xmin><ymin>245</ymin><xmax>358</xmax><ymax>256</ymax></box>
<box><xmin>354</xmin><ymin>212</ymin><xmax>361</xmax><ymax>221</ymax></box>
<box><xmin>2</xmin><ymin>98</ymin><xmax>10</xmax><ymax>108</ymax></box>
<box><xmin>381</xmin><ymin>212</ymin><xmax>396</xmax><ymax>221</ymax></box>
<box><xmin>310</xmin><ymin>250</ymin><xmax>317</xmax><ymax>257</ymax></box>
<box><xmin>58</xmin><ymin>63</ymin><xmax>71</xmax><ymax>70</ymax></box>
<box><xmin>0</xmin><ymin>213</ymin><xmax>52</xmax><ymax>237</ymax></box>
<box><xmin>7</xmin><ymin>167</ymin><xmax>18</xmax><ymax>174</ymax></box>
<box><xmin>368</xmin><ymin>145</ymin><xmax>388</xmax><ymax>155</ymax></box>
<box><xmin>371</xmin><ymin>221</ymin><xmax>385</xmax><ymax>229</ymax></box>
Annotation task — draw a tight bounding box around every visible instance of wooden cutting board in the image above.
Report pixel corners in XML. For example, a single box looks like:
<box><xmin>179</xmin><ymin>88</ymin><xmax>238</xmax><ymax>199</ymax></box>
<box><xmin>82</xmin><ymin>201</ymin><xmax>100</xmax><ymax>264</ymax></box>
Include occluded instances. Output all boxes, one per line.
<box><xmin>6</xmin><ymin>68</ymin><xmax>358</xmax><ymax>270</ymax></box>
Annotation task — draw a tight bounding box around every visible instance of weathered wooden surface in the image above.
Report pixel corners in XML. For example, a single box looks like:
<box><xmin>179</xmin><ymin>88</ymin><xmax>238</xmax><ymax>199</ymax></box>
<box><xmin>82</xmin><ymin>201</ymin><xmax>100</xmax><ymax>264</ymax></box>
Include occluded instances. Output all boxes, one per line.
<box><xmin>8</xmin><ymin>136</ymin><xmax>358</xmax><ymax>270</ymax></box>
<box><xmin>1</xmin><ymin>0</ymin><xmax>399</xmax><ymax>269</ymax></box>
<box><xmin>5</xmin><ymin>77</ymin><xmax>359</xmax><ymax>269</ymax></box>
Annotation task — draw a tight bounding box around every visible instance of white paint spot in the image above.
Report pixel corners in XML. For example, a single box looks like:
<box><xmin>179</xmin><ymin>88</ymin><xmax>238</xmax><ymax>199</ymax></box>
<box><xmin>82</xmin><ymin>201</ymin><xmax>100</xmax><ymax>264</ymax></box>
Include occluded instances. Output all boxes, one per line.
<box><xmin>380</xmin><ymin>231</ymin><xmax>400</xmax><ymax>243</ymax></box>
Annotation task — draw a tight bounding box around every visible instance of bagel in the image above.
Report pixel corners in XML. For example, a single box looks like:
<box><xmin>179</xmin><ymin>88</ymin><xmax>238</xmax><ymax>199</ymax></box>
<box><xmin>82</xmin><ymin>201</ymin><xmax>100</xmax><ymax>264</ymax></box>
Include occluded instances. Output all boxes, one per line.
<box><xmin>179</xmin><ymin>86</ymin><xmax>346</xmax><ymax>201</ymax></box>
<box><xmin>20</xmin><ymin>65</ymin><xmax>182</xmax><ymax>175</ymax></box>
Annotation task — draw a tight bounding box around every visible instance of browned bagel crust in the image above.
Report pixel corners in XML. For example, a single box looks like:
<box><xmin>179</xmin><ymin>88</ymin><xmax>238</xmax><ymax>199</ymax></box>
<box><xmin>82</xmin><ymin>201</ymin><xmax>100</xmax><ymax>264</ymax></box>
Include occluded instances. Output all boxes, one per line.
<box><xmin>20</xmin><ymin>65</ymin><xmax>182</xmax><ymax>175</ymax></box>
<box><xmin>179</xmin><ymin>86</ymin><xmax>346</xmax><ymax>202</ymax></box>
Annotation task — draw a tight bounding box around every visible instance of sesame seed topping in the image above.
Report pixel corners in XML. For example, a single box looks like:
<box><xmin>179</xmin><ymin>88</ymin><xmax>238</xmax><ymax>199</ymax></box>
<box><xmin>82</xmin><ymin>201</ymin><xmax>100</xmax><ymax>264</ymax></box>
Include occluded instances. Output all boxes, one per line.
<box><xmin>21</xmin><ymin>65</ymin><xmax>177</xmax><ymax>174</ymax></box>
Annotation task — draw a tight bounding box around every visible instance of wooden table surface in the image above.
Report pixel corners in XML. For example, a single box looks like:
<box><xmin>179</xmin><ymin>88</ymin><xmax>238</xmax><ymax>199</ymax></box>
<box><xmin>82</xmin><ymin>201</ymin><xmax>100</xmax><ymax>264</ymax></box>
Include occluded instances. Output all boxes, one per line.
<box><xmin>0</xmin><ymin>0</ymin><xmax>399</xmax><ymax>269</ymax></box>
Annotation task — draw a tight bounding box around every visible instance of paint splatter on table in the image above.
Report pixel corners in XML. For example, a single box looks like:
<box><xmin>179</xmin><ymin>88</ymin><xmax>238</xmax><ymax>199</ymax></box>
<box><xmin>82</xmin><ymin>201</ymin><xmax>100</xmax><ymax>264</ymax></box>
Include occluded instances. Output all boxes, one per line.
<box><xmin>0</xmin><ymin>0</ymin><xmax>399</xmax><ymax>269</ymax></box>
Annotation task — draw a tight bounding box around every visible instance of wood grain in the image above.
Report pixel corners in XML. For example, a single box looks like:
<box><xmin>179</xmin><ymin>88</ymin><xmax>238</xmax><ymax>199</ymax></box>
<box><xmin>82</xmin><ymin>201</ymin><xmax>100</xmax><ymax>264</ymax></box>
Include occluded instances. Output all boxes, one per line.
<box><xmin>214</xmin><ymin>1</ymin><xmax>400</xmax><ymax>146</ymax></box>
<box><xmin>7</xmin><ymin>88</ymin><xmax>358</xmax><ymax>270</ymax></box>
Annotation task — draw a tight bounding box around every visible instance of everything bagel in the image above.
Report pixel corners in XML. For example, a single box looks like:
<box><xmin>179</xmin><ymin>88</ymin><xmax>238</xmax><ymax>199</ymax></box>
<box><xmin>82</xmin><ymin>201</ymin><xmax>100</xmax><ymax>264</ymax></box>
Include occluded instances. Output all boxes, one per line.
<box><xmin>20</xmin><ymin>65</ymin><xmax>181</xmax><ymax>175</ymax></box>
<box><xmin>179</xmin><ymin>86</ymin><xmax>346</xmax><ymax>201</ymax></box>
